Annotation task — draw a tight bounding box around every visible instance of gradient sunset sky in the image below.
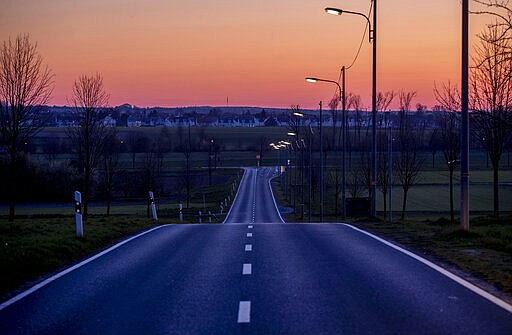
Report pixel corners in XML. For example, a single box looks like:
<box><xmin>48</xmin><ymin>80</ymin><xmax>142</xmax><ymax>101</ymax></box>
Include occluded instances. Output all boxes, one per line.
<box><xmin>0</xmin><ymin>0</ymin><xmax>493</xmax><ymax>110</ymax></box>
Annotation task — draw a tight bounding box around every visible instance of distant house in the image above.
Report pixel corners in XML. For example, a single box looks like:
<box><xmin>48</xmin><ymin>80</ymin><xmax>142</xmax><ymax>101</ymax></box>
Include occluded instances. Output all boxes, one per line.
<box><xmin>103</xmin><ymin>115</ymin><xmax>116</xmax><ymax>127</ymax></box>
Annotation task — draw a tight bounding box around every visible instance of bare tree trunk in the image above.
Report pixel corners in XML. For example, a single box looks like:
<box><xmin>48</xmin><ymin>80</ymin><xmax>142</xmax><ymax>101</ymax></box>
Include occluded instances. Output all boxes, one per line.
<box><xmin>493</xmin><ymin>162</ymin><xmax>500</xmax><ymax>216</ymax></box>
<box><xmin>449</xmin><ymin>167</ymin><xmax>455</xmax><ymax>224</ymax></box>
<box><xmin>8</xmin><ymin>151</ymin><xmax>16</xmax><ymax>222</ymax></box>
<box><xmin>401</xmin><ymin>187</ymin><xmax>409</xmax><ymax>220</ymax></box>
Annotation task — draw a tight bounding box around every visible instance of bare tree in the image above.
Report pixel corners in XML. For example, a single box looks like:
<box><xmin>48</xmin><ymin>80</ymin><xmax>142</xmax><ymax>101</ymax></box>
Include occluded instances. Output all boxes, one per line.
<box><xmin>126</xmin><ymin>130</ymin><xmax>148</xmax><ymax>169</ymax></box>
<box><xmin>395</xmin><ymin>90</ymin><xmax>424</xmax><ymax>220</ymax></box>
<box><xmin>347</xmin><ymin>93</ymin><xmax>364</xmax><ymax>168</ymax></box>
<box><xmin>434</xmin><ymin>81</ymin><xmax>461</xmax><ymax>224</ymax></box>
<box><xmin>67</xmin><ymin>74</ymin><xmax>111</xmax><ymax>218</ymax></box>
<box><xmin>0</xmin><ymin>34</ymin><xmax>54</xmax><ymax>221</ymax></box>
<box><xmin>102</xmin><ymin>130</ymin><xmax>121</xmax><ymax>216</ymax></box>
<box><xmin>376</xmin><ymin>91</ymin><xmax>396</xmax><ymax>113</ymax></box>
<box><xmin>327</xmin><ymin>167</ymin><xmax>342</xmax><ymax>218</ymax></box>
<box><xmin>328</xmin><ymin>94</ymin><xmax>340</xmax><ymax>151</ymax></box>
<box><xmin>375</xmin><ymin>92</ymin><xmax>396</xmax><ymax>219</ymax></box>
<box><xmin>471</xmin><ymin>25</ymin><xmax>512</xmax><ymax>216</ymax></box>
<box><xmin>181</xmin><ymin>124</ymin><xmax>192</xmax><ymax>208</ymax></box>
<box><xmin>473</xmin><ymin>1</ymin><xmax>512</xmax><ymax>64</ymax></box>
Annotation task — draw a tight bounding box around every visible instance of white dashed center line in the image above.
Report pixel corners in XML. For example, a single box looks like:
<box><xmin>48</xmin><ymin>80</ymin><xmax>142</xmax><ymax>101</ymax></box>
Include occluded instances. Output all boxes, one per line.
<box><xmin>238</xmin><ymin>301</ymin><xmax>251</xmax><ymax>323</ymax></box>
<box><xmin>242</xmin><ymin>263</ymin><xmax>252</xmax><ymax>275</ymax></box>
<box><xmin>247</xmin><ymin>232</ymin><xmax>252</xmax><ymax>237</ymax></box>
<box><xmin>248</xmin><ymin>225</ymin><xmax>253</xmax><ymax>229</ymax></box>
<box><xmin>245</xmin><ymin>244</ymin><xmax>252</xmax><ymax>251</ymax></box>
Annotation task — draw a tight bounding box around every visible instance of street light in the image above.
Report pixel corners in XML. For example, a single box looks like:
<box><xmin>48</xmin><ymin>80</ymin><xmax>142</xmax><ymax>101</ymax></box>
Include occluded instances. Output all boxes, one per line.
<box><xmin>306</xmin><ymin>77</ymin><xmax>342</xmax><ymax>222</ymax></box>
<box><xmin>324</xmin><ymin>8</ymin><xmax>373</xmax><ymax>42</ymax></box>
<box><xmin>325</xmin><ymin>3</ymin><xmax>377</xmax><ymax>218</ymax></box>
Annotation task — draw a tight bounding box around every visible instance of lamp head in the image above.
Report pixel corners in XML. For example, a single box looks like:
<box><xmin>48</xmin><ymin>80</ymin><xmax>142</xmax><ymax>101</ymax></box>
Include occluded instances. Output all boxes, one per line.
<box><xmin>325</xmin><ymin>7</ymin><xmax>343</xmax><ymax>16</ymax></box>
<box><xmin>305</xmin><ymin>77</ymin><xmax>318</xmax><ymax>83</ymax></box>
<box><xmin>293</xmin><ymin>112</ymin><xmax>304</xmax><ymax>117</ymax></box>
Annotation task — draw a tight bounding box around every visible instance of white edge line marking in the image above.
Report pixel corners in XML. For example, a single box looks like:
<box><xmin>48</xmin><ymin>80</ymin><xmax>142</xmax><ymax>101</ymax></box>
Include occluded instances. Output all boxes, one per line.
<box><xmin>242</xmin><ymin>263</ymin><xmax>252</xmax><ymax>275</ymax></box>
<box><xmin>0</xmin><ymin>225</ymin><xmax>170</xmax><ymax>311</ymax></box>
<box><xmin>223</xmin><ymin>167</ymin><xmax>247</xmax><ymax>224</ymax></box>
<box><xmin>245</xmin><ymin>244</ymin><xmax>252</xmax><ymax>251</ymax></box>
<box><xmin>238</xmin><ymin>301</ymin><xmax>251</xmax><ymax>323</ymax></box>
<box><xmin>247</xmin><ymin>232</ymin><xmax>253</xmax><ymax>237</ymax></box>
<box><xmin>344</xmin><ymin>223</ymin><xmax>512</xmax><ymax>314</ymax></box>
<box><xmin>268</xmin><ymin>170</ymin><xmax>286</xmax><ymax>223</ymax></box>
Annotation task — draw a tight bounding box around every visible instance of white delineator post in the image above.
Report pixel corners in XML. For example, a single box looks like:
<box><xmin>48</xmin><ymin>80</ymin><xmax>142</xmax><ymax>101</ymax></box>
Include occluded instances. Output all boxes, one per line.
<box><xmin>149</xmin><ymin>191</ymin><xmax>158</xmax><ymax>221</ymax></box>
<box><xmin>74</xmin><ymin>191</ymin><xmax>83</xmax><ymax>238</ymax></box>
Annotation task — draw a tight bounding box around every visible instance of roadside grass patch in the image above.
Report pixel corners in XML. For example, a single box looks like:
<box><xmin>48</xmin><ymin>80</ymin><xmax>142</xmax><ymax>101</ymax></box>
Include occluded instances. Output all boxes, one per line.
<box><xmin>351</xmin><ymin>216</ymin><xmax>512</xmax><ymax>300</ymax></box>
<box><xmin>0</xmin><ymin>216</ymin><xmax>155</xmax><ymax>300</ymax></box>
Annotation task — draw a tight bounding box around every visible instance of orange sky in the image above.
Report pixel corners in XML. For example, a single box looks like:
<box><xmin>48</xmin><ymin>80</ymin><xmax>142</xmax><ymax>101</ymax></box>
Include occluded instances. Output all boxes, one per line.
<box><xmin>0</xmin><ymin>0</ymin><xmax>494</xmax><ymax>110</ymax></box>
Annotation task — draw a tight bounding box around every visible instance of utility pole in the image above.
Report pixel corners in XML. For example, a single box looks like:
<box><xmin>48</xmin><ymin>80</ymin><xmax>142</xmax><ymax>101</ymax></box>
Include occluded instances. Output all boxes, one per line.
<box><xmin>370</xmin><ymin>0</ymin><xmax>378</xmax><ymax>218</ymax></box>
<box><xmin>461</xmin><ymin>0</ymin><xmax>470</xmax><ymax>231</ymax></box>
<box><xmin>319</xmin><ymin>101</ymin><xmax>324</xmax><ymax>222</ymax></box>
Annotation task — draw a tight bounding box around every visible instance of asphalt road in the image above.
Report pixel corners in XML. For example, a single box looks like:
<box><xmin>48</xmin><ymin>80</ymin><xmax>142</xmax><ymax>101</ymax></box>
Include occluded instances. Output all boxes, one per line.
<box><xmin>1</xmin><ymin>167</ymin><xmax>511</xmax><ymax>334</ymax></box>
<box><xmin>223</xmin><ymin>167</ymin><xmax>284</xmax><ymax>224</ymax></box>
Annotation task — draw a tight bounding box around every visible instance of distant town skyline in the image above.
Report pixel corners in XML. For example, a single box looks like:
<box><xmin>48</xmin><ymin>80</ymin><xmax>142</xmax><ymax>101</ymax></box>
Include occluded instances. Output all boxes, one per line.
<box><xmin>0</xmin><ymin>0</ymin><xmax>493</xmax><ymax>110</ymax></box>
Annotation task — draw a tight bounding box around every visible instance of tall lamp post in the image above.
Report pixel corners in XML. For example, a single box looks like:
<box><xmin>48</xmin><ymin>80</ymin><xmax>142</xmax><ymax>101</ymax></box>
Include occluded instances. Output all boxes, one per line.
<box><xmin>306</xmin><ymin>77</ymin><xmax>342</xmax><ymax>222</ymax></box>
<box><xmin>325</xmin><ymin>3</ymin><xmax>377</xmax><ymax>218</ymax></box>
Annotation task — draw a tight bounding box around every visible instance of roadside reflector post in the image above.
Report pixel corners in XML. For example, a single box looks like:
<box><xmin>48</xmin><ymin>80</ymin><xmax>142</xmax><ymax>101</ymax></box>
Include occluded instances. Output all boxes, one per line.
<box><xmin>179</xmin><ymin>203</ymin><xmax>183</xmax><ymax>222</ymax></box>
<box><xmin>199</xmin><ymin>210</ymin><xmax>202</xmax><ymax>224</ymax></box>
<box><xmin>209</xmin><ymin>211</ymin><xmax>212</xmax><ymax>223</ymax></box>
<box><xmin>74</xmin><ymin>191</ymin><xmax>83</xmax><ymax>238</ymax></box>
<box><xmin>149</xmin><ymin>191</ymin><xmax>158</xmax><ymax>221</ymax></box>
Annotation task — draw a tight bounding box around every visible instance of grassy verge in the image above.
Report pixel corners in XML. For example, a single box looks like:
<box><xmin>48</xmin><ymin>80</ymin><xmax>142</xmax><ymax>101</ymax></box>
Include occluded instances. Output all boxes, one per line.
<box><xmin>350</xmin><ymin>217</ymin><xmax>512</xmax><ymax>302</ymax></box>
<box><xmin>0</xmin><ymin>216</ymin><xmax>156</xmax><ymax>299</ymax></box>
<box><xmin>271</xmin><ymin>177</ymin><xmax>512</xmax><ymax>303</ymax></box>
<box><xmin>0</xmin><ymin>168</ymin><xmax>242</xmax><ymax>301</ymax></box>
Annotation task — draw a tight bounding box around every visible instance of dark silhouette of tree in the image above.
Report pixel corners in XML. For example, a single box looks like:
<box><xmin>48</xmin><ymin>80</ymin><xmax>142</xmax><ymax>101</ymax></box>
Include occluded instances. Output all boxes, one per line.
<box><xmin>428</xmin><ymin>128</ymin><xmax>442</xmax><ymax>168</ymax></box>
<box><xmin>396</xmin><ymin>90</ymin><xmax>425</xmax><ymax>220</ymax></box>
<box><xmin>376</xmin><ymin>91</ymin><xmax>396</xmax><ymax>113</ymax></box>
<box><xmin>327</xmin><ymin>167</ymin><xmax>342</xmax><ymax>218</ymax></box>
<box><xmin>347</xmin><ymin>93</ymin><xmax>364</xmax><ymax>168</ymax></box>
<box><xmin>67</xmin><ymin>73</ymin><xmax>111</xmax><ymax>218</ymax></box>
<box><xmin>328</xmin><ymin>94</ymin><xmax>340</xmax><ymax>151</ymax></box>
<box><xmin>375</xmin><ymin>92</ymin><xmax>396</xmax><ymax>219</ymax></box>
<box><xmin>473</xmin><ymin>1</ymin><xmax>511</xmax><ymax>66</ymax></box>
<box><xmin>126</xmin><ymin>130</ymin><xmax>148</xmax><ymax>169</ymax></box>
<box><xmin>182</xmin><ymin>124</ymin><xmax>192</xmax><ymax>208</ymax></box>
<box><xmin>377</xmin><ymin>125</ymin><xmax>391</xmax><ymax>220</ymax></box>
<box><xmin>0</xmin><ymin>34</ymin><xmax>54</xmax><ymax>221</ymax></box>
<box><xmin>102</xmin><ymin>130</ymin><xmax>121</xmax><ymax>216</ymax></box>
<box><xmin>434</xmin><ymin>81</ymin><xmax>461</xmax><ymax>224</ymax></box>
<box><xmin>471</xmin><ymin>25</ymin><xmax>512</xmax><ymax>217</ymax></box>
